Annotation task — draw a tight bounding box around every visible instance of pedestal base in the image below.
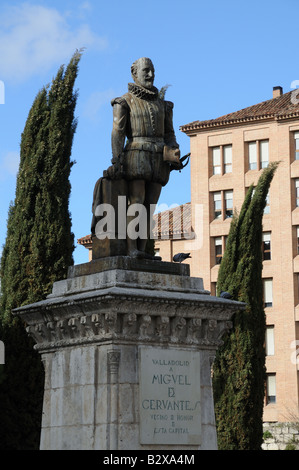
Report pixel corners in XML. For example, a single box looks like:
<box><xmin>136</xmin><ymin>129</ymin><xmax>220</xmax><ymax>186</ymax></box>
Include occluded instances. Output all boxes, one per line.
<box><xmin>14</xmin><ymin>257</ymin><xmax>243</xmax><ymax>450</ymax></box>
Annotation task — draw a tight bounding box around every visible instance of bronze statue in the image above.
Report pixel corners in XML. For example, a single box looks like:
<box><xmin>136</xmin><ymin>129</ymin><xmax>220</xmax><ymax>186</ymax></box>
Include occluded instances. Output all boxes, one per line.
<box><xmin>91</xmin><ymin>57</ymin><xmax>189</xmax><ymax>260</ymax></box>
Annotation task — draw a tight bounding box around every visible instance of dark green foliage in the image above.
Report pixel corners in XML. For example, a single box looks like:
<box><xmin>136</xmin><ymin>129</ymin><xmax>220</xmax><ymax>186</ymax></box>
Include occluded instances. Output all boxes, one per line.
<box><xmin>0</xmin><ymin>51</ymin><xmax>82</xmax><ymax>449</ymax></box>
<box><xmin>213</xmin><ymin>162</ymin><xmax>279</xmax><ymax>450</ymax></box>
<box><xmin>0</xmin><ymin>320</ymin><xmax>43</xmax><ymax>449</ymax></box>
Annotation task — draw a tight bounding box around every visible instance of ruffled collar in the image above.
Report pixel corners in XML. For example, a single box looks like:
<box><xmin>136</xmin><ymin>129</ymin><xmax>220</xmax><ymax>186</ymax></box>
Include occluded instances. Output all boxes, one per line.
<box><xmin>128</xmin><ymin>82</ymin><xmax>159</xmax><ymax>100</ymax></box>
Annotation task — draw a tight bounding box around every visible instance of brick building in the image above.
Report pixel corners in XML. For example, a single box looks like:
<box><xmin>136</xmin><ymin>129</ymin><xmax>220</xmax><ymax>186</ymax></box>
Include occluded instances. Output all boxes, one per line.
<box><xmin>78</xmin><ymin>86</ymin><xmax>299</xmax><ymax>426</ymax></box>
<box><xmin>177</xmin><ymin>86</ymin><xmax>299</xmax><ymax>424</ymax></box>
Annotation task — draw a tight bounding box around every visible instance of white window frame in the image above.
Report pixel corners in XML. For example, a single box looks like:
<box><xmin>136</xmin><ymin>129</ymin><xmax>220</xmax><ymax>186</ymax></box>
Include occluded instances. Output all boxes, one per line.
<box><xmin>262</xmin><ymin>232</ymin><xmax>271</xmax><ymax>260</ymax></box>
<box><xmin>248</xmin><ymin>139</ymin><xmax>269</xmax><ymax>170</ymax></box>
<box><xmin>212</xmin><ymin>191</ymin><xmax>233</xmax><ymax>220</ymax></box>
<box><xmin>248</xmin><ymin>142</ymin><xmax>257</xmax><ymax>170</ymax></box>
<box><xmin>295</xmin><ymin>179</ymin><xmax>299</xmax><ymax>207</ymax></box>
<box><xmin>265</xmin><ymin>326</ymin><xmax>275</xmax><ymax>356</ymax></box>
<box><xmin>263</xmin><ymin>278</ymin><xmax>273</xmax><ymax>308</ymax></box>
<box><xmin>224</xmin><ymin>190</ymin><xmax>233</xmax><ymax>218</ymax></box>
<box><xmin>211</xmin><ymin>144</ymin><xmax>233</xmax><ymax>175</ymax></box>
<box><xmin>260</xmin><ymin>140</ymin><xmax>269</xmax><ymax>169</ymax></box>
<box><xmin>266</xmin><ymin>374</ymin><xmax>276</xmax><ymax>404</ymax></box>
<box><xmin>212</xmin><ymin>147</ymin><xmax>221</xmax><ymax>175</ymax></box>
<box><xmin>223</xmin><ymin>145</ymin><xmax>232</xmax><ymax>173</ymax></box>
<box><xmin>294</xmin><ymin>132</ymin><xmax>299</xmax><ymax>160</ymax></box>
<box><xmin>214</xmin><ymin>237</ymin><xmax>222</xmax><ymax>265</ymax></box>
<box><xmin>213</xmin><ymin>192</ymin><xmax>222</xmax><ymax>219</ymax></box>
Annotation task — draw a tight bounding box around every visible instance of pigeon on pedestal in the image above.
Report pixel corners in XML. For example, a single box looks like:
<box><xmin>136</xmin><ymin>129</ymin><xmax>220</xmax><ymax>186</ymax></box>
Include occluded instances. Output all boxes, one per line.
<box><xmin>173</xmin><ymin>253</ymin><xmax>191</xmax><ymax>263</ymax></box>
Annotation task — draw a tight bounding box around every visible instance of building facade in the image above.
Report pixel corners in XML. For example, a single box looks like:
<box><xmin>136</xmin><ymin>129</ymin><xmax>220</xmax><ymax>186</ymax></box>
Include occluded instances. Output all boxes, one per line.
<box><xmin>176</xmin><ymin>86</ymin><xmax>299</xmax><ymax>424</ymax></box>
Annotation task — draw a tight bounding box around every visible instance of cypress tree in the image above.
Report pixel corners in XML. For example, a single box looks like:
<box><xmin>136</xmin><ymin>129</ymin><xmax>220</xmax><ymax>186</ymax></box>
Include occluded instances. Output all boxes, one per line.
<box><xmin>213</xmin><ymin>161</ymin><xmax>279</xmax><ymax>450</ymax></box>
<box><xmin>0</xmin><ymin>50</ymin><xmax>82</xmax><ymax>449</ymax></box>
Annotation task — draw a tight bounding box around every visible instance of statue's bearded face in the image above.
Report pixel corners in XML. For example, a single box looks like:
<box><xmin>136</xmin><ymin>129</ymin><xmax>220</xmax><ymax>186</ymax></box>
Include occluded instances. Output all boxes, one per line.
<box><xmin>134</xmin><ymin>58</ymin><xmax>155</xmax><ymax>89</ymax></box>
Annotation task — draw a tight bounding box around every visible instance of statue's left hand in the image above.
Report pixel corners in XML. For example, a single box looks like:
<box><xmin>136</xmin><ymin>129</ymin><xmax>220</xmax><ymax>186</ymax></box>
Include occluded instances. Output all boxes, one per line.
<box><xmin>170</xmin><ymin>153</ymin><xmax>191</xmax><ymax>172</ymax></box>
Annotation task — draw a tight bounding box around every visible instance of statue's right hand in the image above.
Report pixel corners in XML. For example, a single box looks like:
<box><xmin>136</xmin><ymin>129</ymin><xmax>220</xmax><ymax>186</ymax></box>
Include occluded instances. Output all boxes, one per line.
<box><xmin>107</xmin><ymin>157</ymin><xmax>124</xmax><ymax>180</ymax></box>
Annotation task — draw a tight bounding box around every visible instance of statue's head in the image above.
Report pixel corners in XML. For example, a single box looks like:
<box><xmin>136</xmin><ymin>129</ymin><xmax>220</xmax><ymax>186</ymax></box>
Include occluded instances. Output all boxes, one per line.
<box><xmin>131</xmin><ymin>57</ymin><xmax>155</xmax><ymax>90</ymax></box>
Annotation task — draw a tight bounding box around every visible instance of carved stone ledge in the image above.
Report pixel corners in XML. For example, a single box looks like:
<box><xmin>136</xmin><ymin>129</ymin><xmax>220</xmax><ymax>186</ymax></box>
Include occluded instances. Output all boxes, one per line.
<box><xmin>15</xmin><ymin>268</ymin><xmax>244</xmax><ymax>352</ymax></box>
<box><xmin>23</xmin><ymin>302</ymin><xmax>241</xmax><ymax>353</ymax></box>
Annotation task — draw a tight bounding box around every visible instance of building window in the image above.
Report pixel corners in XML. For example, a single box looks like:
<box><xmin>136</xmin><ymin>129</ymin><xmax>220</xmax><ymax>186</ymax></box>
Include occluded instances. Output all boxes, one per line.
<box><xmin>224</xmin><ymin>190</ymin><xmax>233</xmax><ymax>218</ymax></box>
<box><xmin>296</xmin><ymin>227</ymin><xmax>299</xmax><ymax>254</ymax></box>
<box><xmin>213</xmin><ymin>236</ymin><xmax>228</xmax><ymax>265</ymax></box>
<box><xmin>265</xmin><ymin>326</ymin><xmax>275</xmax><ymax>356</ymax></box>
<box><xmin>212</xmin><ymin>147</ymin><xmax>221</xmax><ymax>175</ymax></box>
<box><xmin>213</xmin><ymin>192</ymin><xmax>222</xmax><ymax>219</ymax></box>
<box><xmin>266</xmin><ymin>374</ymin><xmax>276</xmax><ymax>404</ymax></box>
<box><xmin>212</xmin><ymin>191</ymin><xmax>233</xmax><ymax>220</ymax></box>
<box><xmin>262</xmin><ymin>232</ymin><xmax>271</xmax><ymax>260</ymax></box>
<box><xmin>247</xmin><ymin>140</ymin><xmax>269</xmax><ymax>171</ymax></box>
<box><xmin>294</xmin><ymin>132</ymin><xmax>299</xmax><ymax>160</ymax></box>
<box><xmin>260</xmin><ymin>140</ymin><xmax>269</xmax><ymax>168</ymax></box>
<box><xmin>214</xmin><ymin>237</ymin><xmax>222</xmax><ymax>264</ymax></box>
<box><xmin>211</xmin><ymin>144</ymin><xmax>232</xmax><ymax>175</ymax></box>
<box><xmin>223</xmin><ymin>145</ymin><xmax>232</xmax><ymax>173</ymax></box>
<box><xmin>295</xmin><ymin>179</ymin><xmax>299</xmax><ymax>207</ymax></box>
<box><xmin>248</xmin><ymin>142</ymin><xmax>257</xmax><ymax>170</ymax></box>
<box><xmin>263</xmin><ymin>278</ymin><xmax>273</xmax><ymax>308</ymax></box>
<box><xmin>264</xmin><ymin>192</ymin><xmax>270</xmax><ymax>214</ymax></box>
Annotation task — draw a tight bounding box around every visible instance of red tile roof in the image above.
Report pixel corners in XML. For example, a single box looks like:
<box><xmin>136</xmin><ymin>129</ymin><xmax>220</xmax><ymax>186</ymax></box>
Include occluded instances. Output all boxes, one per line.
<box><xmin>77</xmin><ymin>234</ymin><xmax>92</xmax><ymax>247</ymax></box>
<box><xmin>181</xmin><ymin>89</ymin><xmax>299</xmax><ymax>133</ymax></box>
<box><xmin>153</xmin><ymin>202</ymin><xmax>191</xmax><ymax>239</ymax></box>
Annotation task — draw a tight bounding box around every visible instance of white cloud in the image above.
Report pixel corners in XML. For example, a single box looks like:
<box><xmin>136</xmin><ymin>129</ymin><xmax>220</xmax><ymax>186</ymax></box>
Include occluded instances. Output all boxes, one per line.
<box><xmin>0</xmin><ymin>151</ymin><xmax>20</xmax><ymax>179</ymax></box>
<box><xmin>83</xmin><ymin>88</ymin><xmax>116</xmax><ymax>120</ymax></box>
<box><xmin>0</xmin><ymin>3</ymin><xmax>108</xmax><ymax>83</ymax></box>
<box><xmin>78</xmin><ymin>2</ymin><xmax>93</xmax><ymax>15</ymax></box>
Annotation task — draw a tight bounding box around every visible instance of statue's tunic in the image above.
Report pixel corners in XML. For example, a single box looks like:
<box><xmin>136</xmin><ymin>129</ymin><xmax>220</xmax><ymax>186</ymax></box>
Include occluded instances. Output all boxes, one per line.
<box><xmin>111</xmin><ymin>83</ymin><xmax>179</xmax><ymax>186</ymax></box>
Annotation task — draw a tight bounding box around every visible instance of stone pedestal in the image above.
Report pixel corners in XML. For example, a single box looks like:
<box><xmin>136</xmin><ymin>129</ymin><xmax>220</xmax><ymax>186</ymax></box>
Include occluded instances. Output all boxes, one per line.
<box><xmin>14</xmin><ymin>257</ymin><xmax>243</xmax><ymax>450</ymax></box>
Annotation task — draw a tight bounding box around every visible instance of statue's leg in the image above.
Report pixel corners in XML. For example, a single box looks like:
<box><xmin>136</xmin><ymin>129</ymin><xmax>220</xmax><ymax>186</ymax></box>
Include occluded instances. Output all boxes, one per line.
<box><xmin>138</xmin><ymin>181</ymin><xmax>162</xmax><ymax>253</ymax></box>
<box><xmin>126</xmin><ymin>180</ymin><xmax>162</xmax><ymax>257</ymax></box>
<box><xmin>127</xmin><ymin>179</ymin><xmax>145</xmax><ymax>256</ymax></box>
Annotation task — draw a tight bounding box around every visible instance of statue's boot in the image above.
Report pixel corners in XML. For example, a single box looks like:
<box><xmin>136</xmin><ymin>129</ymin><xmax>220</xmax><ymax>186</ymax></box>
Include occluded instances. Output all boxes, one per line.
<box><xmin>128</xmin><ymin>248</ymin><xmax>161</xmax><ymax>261</ymax></box>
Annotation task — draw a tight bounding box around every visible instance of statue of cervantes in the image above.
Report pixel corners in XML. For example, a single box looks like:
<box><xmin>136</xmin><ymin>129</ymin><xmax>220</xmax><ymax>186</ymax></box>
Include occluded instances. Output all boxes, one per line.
<box><xmin>91</xmin><ymin>57</ymin><xmax>189</xmax><ymax>260</ymax></box>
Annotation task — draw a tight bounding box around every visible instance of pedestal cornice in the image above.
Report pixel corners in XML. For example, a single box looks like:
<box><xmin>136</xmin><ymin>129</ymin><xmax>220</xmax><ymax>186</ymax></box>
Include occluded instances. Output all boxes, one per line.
<box><xmin>14</xmin><ymin>260</ymin><xmax>243</xmax><ymax>353</ymax></box>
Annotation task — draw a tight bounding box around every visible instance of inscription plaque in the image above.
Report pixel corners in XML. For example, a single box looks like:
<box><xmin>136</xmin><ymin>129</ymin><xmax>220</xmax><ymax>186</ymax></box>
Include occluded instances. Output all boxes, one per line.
<box><xmin>139</xmin><ymin>346</ymin><xmax>201</xmax><ymax>445</ymax></box>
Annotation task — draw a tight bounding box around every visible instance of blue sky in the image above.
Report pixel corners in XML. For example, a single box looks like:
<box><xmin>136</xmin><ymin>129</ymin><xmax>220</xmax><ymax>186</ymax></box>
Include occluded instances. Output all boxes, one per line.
<box><xmin>0</xmin><ymin>0</ymin><xmax>298</xmax><ymax>265</ymax></box>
